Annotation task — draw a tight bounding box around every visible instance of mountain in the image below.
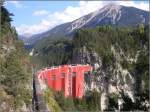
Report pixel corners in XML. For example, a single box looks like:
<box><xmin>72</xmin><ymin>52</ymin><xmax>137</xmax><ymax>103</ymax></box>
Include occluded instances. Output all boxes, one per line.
<box><xmin>30</xmin><ymin>25</ymin><xmax>149</xmax><ymax>111</ymax></box>
<box><xmin>27</xmin><ymin>4</ymin><xmax>149</xmax><ymax>111</ymax></box>
<box><xmin>24</xmin><ymin>4</ymin><xmax>149</xmax><ymax>47</ymax></box>
<box><xmin>70</xmin><ymin>25</ymin><xmax>149</xmax><ymax>111</ymax></box>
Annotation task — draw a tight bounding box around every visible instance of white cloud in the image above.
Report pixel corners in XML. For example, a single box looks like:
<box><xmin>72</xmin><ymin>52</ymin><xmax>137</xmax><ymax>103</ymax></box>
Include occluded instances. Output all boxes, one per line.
<box><xmin>3</xmin><ymin>1</ymin><xmax>8</xmax><ymax>6</ymax></box>
<box><xmin>16</xmin><ymin>1</ymin><xmax>149</xmax><ymax>36</ymax></box>
<box><xmin>117</xmin><ymin>1</ymin><xmax>149</xmax><ymax>11</ymax></box>
<box><xmin>16</xmin><ymin>19</ymin><xmax>52</xmax><ymax>37</ymax></box>
<box><xmin>33</xmin><ymin>10</ymin><xmax>49</xmax><ymax>16</ymax></box>
<box><xmin>9</xmin><ymin>1</ymin><xmax>23</xmax><ymax>8</ymax></box>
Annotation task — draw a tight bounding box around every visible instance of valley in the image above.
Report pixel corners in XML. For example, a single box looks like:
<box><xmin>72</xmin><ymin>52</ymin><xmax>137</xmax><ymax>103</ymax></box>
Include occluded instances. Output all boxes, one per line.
<box><xmin>31</xmin><ymin>25</ymin><xmax>149</xmax><ymax>111</ymax></box>
<box><xmin>0</xmin><ymin>2</ymin><xmax>149</xmax><ymax>112</ymax></box>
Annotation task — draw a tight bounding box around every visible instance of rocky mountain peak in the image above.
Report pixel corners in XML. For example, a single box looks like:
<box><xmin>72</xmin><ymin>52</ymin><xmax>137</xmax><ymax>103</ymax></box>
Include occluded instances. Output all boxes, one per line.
<box><xmin>102</xmin><ymin>3</ymin><xmax>122</xmax><ymax>10</ymax></box>
<box><xmin>97</xmin><ymin>4</ymin><xmax>123</xmax><ymax>24</ymax></box>
<box><xmin>69</xmin><ymin>4</ymin><xmax>123</xmax><ymax>32</ymax></box>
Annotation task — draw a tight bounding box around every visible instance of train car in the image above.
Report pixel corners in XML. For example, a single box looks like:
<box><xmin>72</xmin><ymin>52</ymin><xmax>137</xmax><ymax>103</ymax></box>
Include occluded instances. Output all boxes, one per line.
<box><xmin>36</xmin><ymin>64</ymin><xmax>92</xmax><ymax>98</ymax></box>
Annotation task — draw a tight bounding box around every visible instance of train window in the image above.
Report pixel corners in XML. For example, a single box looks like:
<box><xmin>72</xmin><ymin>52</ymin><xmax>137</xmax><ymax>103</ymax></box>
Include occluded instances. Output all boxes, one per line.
<box><xmin>61</xmin><ymin>73</ymin><xmax>65</xmax><ymax>78</ymax></box>
<box><xmin>72</xmin><ymin>72</ymin><xmax>76</xmax><ymax>77</ymax></box>
<box><xmin>69</xmin><ymin>67</ymin><xmax>71</xmax><ymax>72</ymax></box>
<box><xmin>51</xmin><ymin>75</ymin><xmax>56</xmax><ymax>80</ymax></box>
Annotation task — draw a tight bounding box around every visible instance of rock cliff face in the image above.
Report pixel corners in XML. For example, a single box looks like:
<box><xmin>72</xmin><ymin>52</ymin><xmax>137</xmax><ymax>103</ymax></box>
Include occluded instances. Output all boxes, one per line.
<box><xmin>72</xmin><ymin>45</ymin><xmax>149</xmax><ymax>111</ymax></box>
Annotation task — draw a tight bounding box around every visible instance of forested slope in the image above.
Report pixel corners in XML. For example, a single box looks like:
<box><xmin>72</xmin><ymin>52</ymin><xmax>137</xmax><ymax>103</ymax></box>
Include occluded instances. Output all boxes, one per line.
<box><xmin>0</xmin><ymin>5</ymin><xmax>32</xmax><ymax>111</ymax></box>
<box><xmin>71</xmin><ymin>25</ymin><xmax>149</xmax><ymax>111</ymax></box>
<box><xmin>31</xmin><ymin>25</ymin><xmax>149</xmax><ymax>111</ymax></box>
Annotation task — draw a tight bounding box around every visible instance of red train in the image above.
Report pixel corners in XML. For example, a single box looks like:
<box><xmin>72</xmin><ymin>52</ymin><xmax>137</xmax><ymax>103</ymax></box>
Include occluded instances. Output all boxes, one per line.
<box><xmin>37</xmin><ymin>64</ymin><xmax>92</xmax><ymax>98</ymax></box>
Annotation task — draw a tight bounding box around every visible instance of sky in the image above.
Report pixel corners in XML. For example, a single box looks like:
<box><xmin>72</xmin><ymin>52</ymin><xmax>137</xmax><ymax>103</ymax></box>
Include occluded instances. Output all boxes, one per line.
<box><xmin>5</xmin><ymin>1</ymin><xmax>149</xmax><ymax>36</ymax></box>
